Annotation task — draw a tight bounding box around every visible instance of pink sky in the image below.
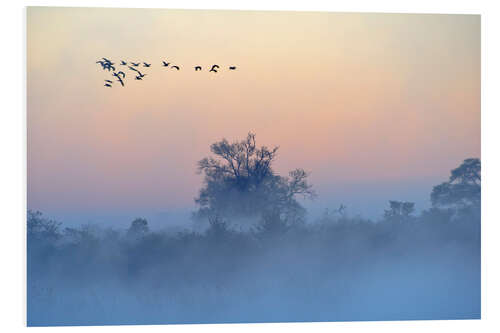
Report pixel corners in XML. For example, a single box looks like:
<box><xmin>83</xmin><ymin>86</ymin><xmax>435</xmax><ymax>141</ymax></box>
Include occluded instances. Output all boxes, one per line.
<box><xmin>27</xmin><ymin>8</ymin><xmax>480</xmax><ymax>222</ymax></box>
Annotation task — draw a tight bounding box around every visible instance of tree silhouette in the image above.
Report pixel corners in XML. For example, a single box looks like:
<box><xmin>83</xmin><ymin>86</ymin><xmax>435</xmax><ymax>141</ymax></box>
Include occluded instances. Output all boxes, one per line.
<box><xmin>194</xmin><ymin>132</ymin><xmax>315</xmax><ymax>223</ymax></box>
<box><xmin>431</xmin><ymin>158</ymin><xmax>480</xmax><ymax>209</ymax></box>
<box><xmin>27</xmin><ymin>210</ymin><xmax>61</xmax><ymax>243</ymax></box>
<box><xmin>127</xmin><ymin>218</ymin><xmax>149</xmax><ymax>239</ymax></box>
<box><xmin>383</xmin><ymin>201</ymin><xmax>415</xmax><ymax>223</ymax></box>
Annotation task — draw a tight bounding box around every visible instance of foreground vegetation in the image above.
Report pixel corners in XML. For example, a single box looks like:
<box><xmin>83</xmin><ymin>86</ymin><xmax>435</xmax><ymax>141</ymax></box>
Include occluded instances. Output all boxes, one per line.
<box><xmin>27</xmin><ymin>134</ymin><xmax>480</xmax><ymax>325</ymax></box>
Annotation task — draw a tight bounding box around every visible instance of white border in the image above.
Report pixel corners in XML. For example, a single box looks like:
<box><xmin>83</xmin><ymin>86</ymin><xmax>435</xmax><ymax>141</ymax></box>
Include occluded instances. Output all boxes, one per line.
<box><xmin>2</xmin><ymin>1</ymin><xmax>499</xmax><ymax>332</ymax></box>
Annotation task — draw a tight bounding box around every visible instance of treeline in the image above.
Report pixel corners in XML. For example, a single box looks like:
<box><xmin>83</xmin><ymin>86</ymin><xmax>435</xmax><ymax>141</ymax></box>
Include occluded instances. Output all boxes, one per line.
<box><xmin>27</xmin><ymin>198</ymin><xmax>480</xmax><ymax>325</ymax></box>
<box><xmin>27</xmin><ymin>134</ymin><xmax>481</xmax><ymax>325</ymax></box>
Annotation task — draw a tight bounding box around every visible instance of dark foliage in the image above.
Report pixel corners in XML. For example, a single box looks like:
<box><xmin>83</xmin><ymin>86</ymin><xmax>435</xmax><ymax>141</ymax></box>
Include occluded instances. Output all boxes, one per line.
<box><xmin>26</xmin><ymin>145</ymin><xmax>481</xmax><ymax>325</ymax></box>
<box><xmin>194</xmin><ymin>133</ymin><xmax>315</xmax><ymax>226</ymax></box>
<box><xmin>431</xmin><ymin>158</ymin><xmax>481</xmax><ymax>209</ymax></box>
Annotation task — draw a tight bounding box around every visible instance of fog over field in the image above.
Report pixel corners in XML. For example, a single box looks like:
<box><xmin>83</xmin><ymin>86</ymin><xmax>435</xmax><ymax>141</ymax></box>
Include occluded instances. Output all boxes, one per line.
<box><xmin>27</xmin><ymin>134</ymin><xmax>481</xmax><ymax>326</ymax></box>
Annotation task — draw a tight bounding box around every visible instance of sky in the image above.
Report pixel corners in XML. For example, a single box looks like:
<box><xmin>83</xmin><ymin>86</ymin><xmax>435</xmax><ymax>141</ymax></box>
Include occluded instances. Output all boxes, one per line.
<box><xmin>27</xmin><ymin>7</ymin><xmax>480</xmax><ymax>226</ymax></box>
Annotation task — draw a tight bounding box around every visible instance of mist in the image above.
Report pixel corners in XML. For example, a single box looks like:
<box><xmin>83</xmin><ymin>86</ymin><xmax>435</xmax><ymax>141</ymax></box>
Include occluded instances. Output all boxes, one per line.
<box><xmin>27</xmin><ymin>135</ymin><xmax>481</xmax><ymax>326</ymax></box>
<box><xmin>27</xmin><ymin>206</ymin><xmax>480</xmax><ymax>326</ymax></box>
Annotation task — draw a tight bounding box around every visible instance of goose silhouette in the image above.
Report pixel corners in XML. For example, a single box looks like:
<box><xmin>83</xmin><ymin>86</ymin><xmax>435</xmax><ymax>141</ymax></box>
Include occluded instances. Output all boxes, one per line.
<box><xmin>104</xmin><ymin>83</ymin><xmax>112</xmax><ymax>87</ymax></box>
<box><xmin>135</xmin><ymin>71</ymin><xmax>146</xmax><ymax>79</ymax></box>
<box><xmin>194</xmin><ymin>66</ymin><xmax>202</xmax><ymax>71</ymax></box>
<box><xmin>143</xmin><ymin>62</ymin><xmax>151</xmax><ymax>67</ymax></box>
<box><xmin>104</xmin><ymin>80</ymin><xmax>113</xmax><ymax>83</ymax></box>
<box><xmin>120</xmin><ymin>60</ymin><xmax>127</xmax><ymax>65</ymax></box>
<box><xmin>171</xmin><ymin>65</ymin><xmax>180</xmax><ymax>70</ymax></box>
<box><xmin>102</xmin><ymin>58</ymin><xmax>114</xmax><ymax>65</ymax></box>
<box><xmin>229</xmin><ymin>66</ymin><xmax>237</xmax><ymax>70</ymax></box>
<box><xmin>113</xmin><ymin>71</ymin><xmax>125</xmax><ymax>78</ymax></box>
<box><xmin>131</xmin><ymin>62</ymin><xmax>140</xmax><ymax>67</ymax></box>
<box><xmin>113</xmin><ymin>71</ymin><xmax>126</xmax><ymax>86</ymax></box>
<box><xmin>162</xmin><ymin>61</ymin><xmax>170</xmax><ymax>67</ymax></box>
<box><xmin>96</xmin><ymin>60</ymin><xmax>115</xmax><ymax>71</ymax></box>
<box><xmin>209</xmin><ymin>64</ymin><xmax>219</xmax><ymax>73</ymax></box>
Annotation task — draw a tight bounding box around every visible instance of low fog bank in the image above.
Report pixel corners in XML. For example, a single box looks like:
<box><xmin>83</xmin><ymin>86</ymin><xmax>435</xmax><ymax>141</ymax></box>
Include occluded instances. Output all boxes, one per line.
<box><xmin>27</xmin><ymin>204</ymin><xmax>480</xmax><ymax>326</ymax></box>
<box><xmin>39</xmin><ymin>209</ymin><xmax>194</xmax><ymax>230</ymax></box>
<box><xmin>27</xmin><ymin>135</ymin><xmax>480</xmax><ymax>325</ymax></box>
<box><xmin>37</xmin><ymin>179</ymin><xmax>434</xmax><ymax>229</ymax></box>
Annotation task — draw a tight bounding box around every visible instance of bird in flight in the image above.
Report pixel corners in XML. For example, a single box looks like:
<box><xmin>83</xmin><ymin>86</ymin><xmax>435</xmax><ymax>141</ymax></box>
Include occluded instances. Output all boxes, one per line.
<box><xmin>102</xmin><ymin>64</ymin><xmax>115</xmax><ymax>71</ymax></box>
<box><xmin>98</xmin><ymin>58</ymin><xmax>240</xmax><ymax>86</ymax></box>
<box><xmin>96</xmin><ymin>60</ymin><xmax>115</xmax><ymax>71</ymax></box>
<box><xmin>102</xmin><ymin>58</ymin><xmax>114</xmax><ymax>65</ymax></box>
<box><xmin>113</xmin><ymin>71</ymin><xmax>126</xmax><ymax>86</ymax></box>
<box><xmin>209</xmin><ymin>64</ymin><xmax>219</xmax><ymax>73</ymax></box>
<box><xmin>135</xmin><ymin>71</ymin><xmax>146</xmax><ymax>80</ymax></box>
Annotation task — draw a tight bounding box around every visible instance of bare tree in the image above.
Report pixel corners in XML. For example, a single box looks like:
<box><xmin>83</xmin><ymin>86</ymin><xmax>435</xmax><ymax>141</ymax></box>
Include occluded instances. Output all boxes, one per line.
<box><xmin>194</xmin><ymin>133</ymin><xmax>315</xmax><ymax>225</ymax></box>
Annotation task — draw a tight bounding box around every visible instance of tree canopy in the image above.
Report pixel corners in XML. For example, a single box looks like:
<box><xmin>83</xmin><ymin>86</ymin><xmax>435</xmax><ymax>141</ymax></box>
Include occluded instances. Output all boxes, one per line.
<box><xmin>431</xmin><ymin>158</ymin><xmax>481</xmax><ymax>209</ymax></box>
<box><xmin>194</xmin><ymin>133</ymin><xmax>315</xmax><ymax>224</ymax></box>
<box><xmin>383</xmin><ymin>201</ymin><xmax>415</xmax><ymax>222</ymax></box>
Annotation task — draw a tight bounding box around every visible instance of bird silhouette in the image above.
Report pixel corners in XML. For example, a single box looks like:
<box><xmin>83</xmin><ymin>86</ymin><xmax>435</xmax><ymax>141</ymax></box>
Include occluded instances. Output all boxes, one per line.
<box><xmin>143</xmin><ymin>62</ymin><xmax>151</xmax><ymax>67</ymax></box>
<box><xmin>113</xmin><ymin>71</ymin><xmax>126</xmax><ymax>86</ymax></box>
<box><xmin>131</xmin><ymin>62</ymin><xmax>140</xmax><ymax>67</ymax></box>
<box><xmin>162</xmin><ymin>61</ymin><xmax>170</xmax><ymax>67</ymax></box>
<box><xmin>128</xmin><ymin>66</ymin><xmax>139</xmax><ymax>73</ymax></box>
<box><xmin>104</xmin><ymin>83</ymin><xmax>112</xmax><ymax>87</ymax></box>
<box><xmin>120</xmin><ymin>60</ymin><xmax>127</xmax><ymax>65</ymax></box>
<box><xmin>194</xmin><ymin>66</ymin><xmax>202</xmax><ymax>71</ymax></box>
<box><xmin>171</xmin><ymin>65</ymin><xmax>180</xmax><ymax>70</ymax></box>
<box><xmin>209</xmin><ymin>64</ymin><xmax>219</xmax><ymax>73</ymax></box>
<box><xmin>104</xmin><ymin>79</ymin><xmax>113</xmax><ymax>83</ymax></box>
<box><xmin>96</xmin><ymin>60</ymin><xmax>115</xmax><ymax>71</ymax></box>
<box><xmin>229</xmin><ymin>66</ymin><xmax>237</xmax><ymax>70</ymax></box>
<box><xmin>102</xmin><ymin>58</ymin><xmax>114</xmax><ymax>65</ymax></box>
<box><xmin>135</xmin><ymin>71</ymin><xmax>146</xmax><ymax>79</ymax></box>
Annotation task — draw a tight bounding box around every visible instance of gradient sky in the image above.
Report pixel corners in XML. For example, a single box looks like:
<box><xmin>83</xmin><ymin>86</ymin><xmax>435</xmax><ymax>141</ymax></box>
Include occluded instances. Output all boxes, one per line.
<box><xmin>27</xmin><ymin>7</ymin><xmax>480</xmax><ymax>225</ymax></box>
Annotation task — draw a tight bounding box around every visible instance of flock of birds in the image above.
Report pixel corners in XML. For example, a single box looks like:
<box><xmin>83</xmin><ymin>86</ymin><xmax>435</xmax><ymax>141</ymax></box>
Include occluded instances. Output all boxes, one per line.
<box><xmin>96</xmin><ymin>58</ymin><xmax>237</xmax><ymax>87</ymax></box>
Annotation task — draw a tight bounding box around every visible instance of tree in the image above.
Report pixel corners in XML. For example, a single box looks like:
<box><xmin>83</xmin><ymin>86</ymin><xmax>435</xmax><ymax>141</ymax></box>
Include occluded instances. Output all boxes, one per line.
<box><xmin>205</xmin><ymin>214</ymin><xmax>232</xmax><ymax>240</ymax></box>
<box><xmin>383</xmin><ymin>201</ymin><xmax>415</xmax><ymax>222</ymax></box>
<box><xmin>127</xmin><ymin>218</ymin><xmax>149</xmax><ymax>239</ymax></box>
<box><xmin>194</xmin><ymin>133</ymin><xmax>315</xmax><ymax>225</ymax></box>
<box><xmin>27</xmin><ymin>210</ymin><xmax>62</xmax><ymax>243</ymax></box>
<box><xmin>431</xmin><ymin>158</ymin><xmax>480</xmax><ymax>209</ymax></box>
